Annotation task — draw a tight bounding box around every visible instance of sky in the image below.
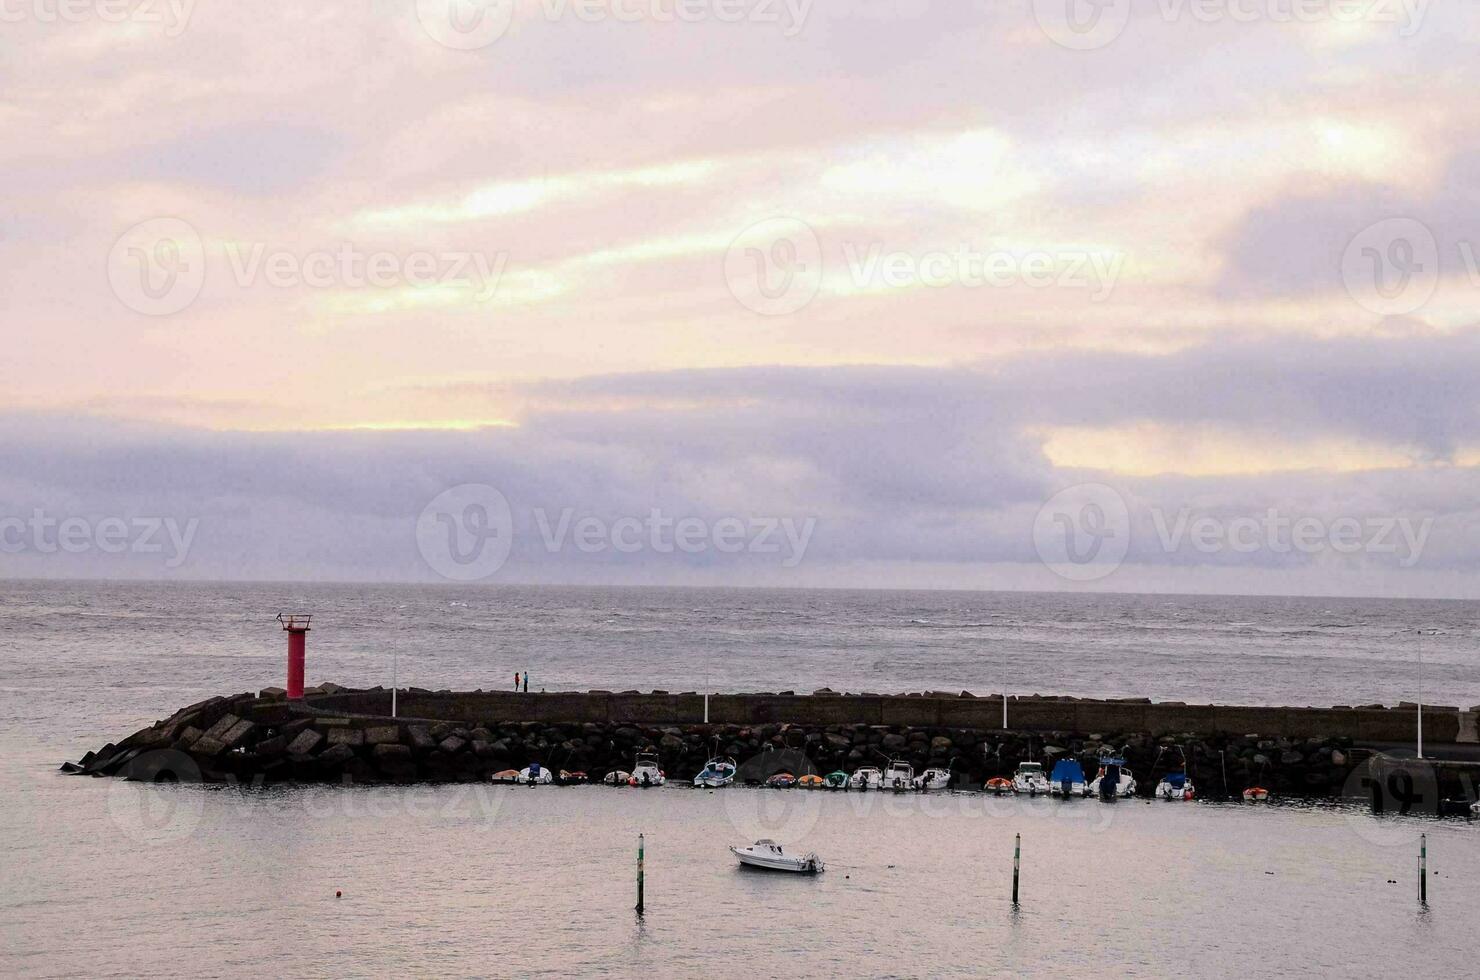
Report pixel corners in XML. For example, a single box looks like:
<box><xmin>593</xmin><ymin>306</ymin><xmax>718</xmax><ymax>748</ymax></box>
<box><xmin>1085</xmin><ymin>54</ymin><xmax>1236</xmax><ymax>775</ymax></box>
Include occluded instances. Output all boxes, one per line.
<box><xmin>3</xmin><ymin>0</ymin><xmax>1479</xmax><ymax>595</ymax></box>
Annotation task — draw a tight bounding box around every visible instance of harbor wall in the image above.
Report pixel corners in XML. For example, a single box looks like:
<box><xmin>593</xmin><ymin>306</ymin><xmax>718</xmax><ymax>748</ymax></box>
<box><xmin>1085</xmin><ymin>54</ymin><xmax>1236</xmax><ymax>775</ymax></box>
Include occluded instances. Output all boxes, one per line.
<box><xmin>300</xmin><ymin>688</ymin><xmax>1463</xmax><ymax>743</ymax></box>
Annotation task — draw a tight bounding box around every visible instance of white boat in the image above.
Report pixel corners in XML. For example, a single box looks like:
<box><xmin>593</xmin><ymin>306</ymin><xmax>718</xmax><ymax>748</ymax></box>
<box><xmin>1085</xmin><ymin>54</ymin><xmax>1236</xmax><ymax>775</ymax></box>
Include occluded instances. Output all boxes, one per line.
<box><xmin>914</xmin><ymin>767</ymin><xmax>950</xmax><ymax>791</ymax></box>
<box><xmin>602</xmin><ymin>770</ymin><xmax>631</xmax><ymax>786</ymax></box>
<box><xmin>1086</xmin><ymin>758</ymin><xmax>1135</xmax><ymax>799</ymax></box>
<box><xmin>884</xmin><ymin>760</ymin><xmax>915</xmax><ymax>793</ymax></box>
<box><xmin>628</xmin><ymin>752</ymin><xmax>666</xmax><ymax>787</ymax></box>
<box><xmin>515</xmin><ymin>763</ymin><xmax>553</xmax><ymax>785</ymax></box>
<box><xmin>849</xmin><ymin>766</ymin><xmax>883</xmax><ymax>790</ymax></box>
<box><xmin>730</xmin><ymin>839</ymin><xmax>823</xmax><ymax>874</ymax></box>
<box><xmin>1156</xmin><ymin>772</ymin><xmax>1195</xmax><ymax>800</ymax></box>
<box><xmin>694</xmin><ymin>756</ymin><xmax>737</xmax><ymax>788</ymax></box>
<box><xmin>1472</xmin><ymin>798</ymin><xmax>1480</xmax><ymax>816</ymax></box>
<box><xmin>1012</xmin><ymin>761</ymin><xmax>1050</xmax><ymax>796</ymax></box>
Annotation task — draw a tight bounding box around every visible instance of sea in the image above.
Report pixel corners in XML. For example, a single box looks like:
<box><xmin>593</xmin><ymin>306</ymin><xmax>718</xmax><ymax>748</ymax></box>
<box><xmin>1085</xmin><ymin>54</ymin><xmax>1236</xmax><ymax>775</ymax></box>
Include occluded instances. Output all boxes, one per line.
<box><xmin>2</xmin><ymin>581</ymin><xmax>1477</xmax><ymax>977</ymax></box>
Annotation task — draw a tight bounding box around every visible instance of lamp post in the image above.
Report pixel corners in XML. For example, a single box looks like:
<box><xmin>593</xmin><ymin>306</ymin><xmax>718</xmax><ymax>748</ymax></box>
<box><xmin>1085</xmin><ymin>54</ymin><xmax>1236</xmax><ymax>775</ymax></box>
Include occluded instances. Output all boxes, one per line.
<box><xmin>392</xmin><ymin>648</ymin><xmax>398</xmax><ymax>719</ymax></box>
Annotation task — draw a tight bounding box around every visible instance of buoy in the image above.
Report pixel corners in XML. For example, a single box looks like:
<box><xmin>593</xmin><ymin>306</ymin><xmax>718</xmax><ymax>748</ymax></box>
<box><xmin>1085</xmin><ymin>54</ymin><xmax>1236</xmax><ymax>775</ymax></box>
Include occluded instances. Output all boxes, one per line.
<box><xmin>335</xmin><ymin>890</ymin><xmax>342</xmax><ymax>898</ymax></box>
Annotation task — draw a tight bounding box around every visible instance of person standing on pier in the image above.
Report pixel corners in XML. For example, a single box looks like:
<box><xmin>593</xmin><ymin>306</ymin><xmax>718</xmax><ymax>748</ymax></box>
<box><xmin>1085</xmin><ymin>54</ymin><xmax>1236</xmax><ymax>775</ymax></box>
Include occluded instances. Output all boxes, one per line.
<box><xmin>523</xmin><ymin>672</ymin><xmax>529</xmax><ymax>693</ymax></box>
<box><xmin>513</xmin><ymin>671</ymin><xmax>520</xmax><ymax>692</ymax></box>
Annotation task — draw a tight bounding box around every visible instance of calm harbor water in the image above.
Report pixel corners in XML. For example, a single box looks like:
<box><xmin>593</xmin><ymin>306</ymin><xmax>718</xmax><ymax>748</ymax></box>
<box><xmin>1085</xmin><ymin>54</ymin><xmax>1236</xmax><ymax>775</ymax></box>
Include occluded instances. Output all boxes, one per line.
<box><xmin>3</xmin><ymin>580</ymin><xmax>1478</xmax><ymax>976</ymax></box>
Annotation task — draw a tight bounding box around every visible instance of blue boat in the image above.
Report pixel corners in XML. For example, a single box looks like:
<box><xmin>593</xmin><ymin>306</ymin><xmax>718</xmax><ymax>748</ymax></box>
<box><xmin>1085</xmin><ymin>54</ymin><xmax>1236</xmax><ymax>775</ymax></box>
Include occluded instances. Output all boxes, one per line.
<box><xmin>1049</xmin><ymin>759</ymin><xmax>1086</xmax><ymax>797</ymax></box>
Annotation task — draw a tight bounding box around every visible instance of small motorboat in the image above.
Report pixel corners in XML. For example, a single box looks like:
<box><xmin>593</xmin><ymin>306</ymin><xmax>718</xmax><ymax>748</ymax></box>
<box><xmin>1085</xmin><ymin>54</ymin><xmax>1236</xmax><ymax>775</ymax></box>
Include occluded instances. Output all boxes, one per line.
<box><xmin>730</xmin><ymin>839</ymin><xmax>824</xmax><ymax>874</ymax></box>
<box><xmin>629</xmin><ymin>752</ymin><xmax>666</xmax><ymax>787</ymax></box>
<box><xmin>985</xmin><ymin>776</ymin><xmax>1014</xmax><ymax>795</ymax></box>
<box><xmin>1049</xmin><ymin>759</ymin><xmax>1087</xmax><ymax>797</ymax></box>
<box><xmin>765</xmin><ymin>772</ymin><xmax>796</xmax><ymax>789</ymax></box>
<box><xmin>1156</xmin><ymin>772</ymin><xmax>1195</xmax><ymax>800</ymax></box>
<box><xmin>824</xmin><ymin>770</ymin><xmax>850</xmax><ymax>790</ymax></box>
<box><xmin>1012</xmin><ymin>761</ymin><xmax>1050</xmax><ymax>796</ymax></box>
<box><xmin>694</xmin><ymin>756</ymin><xmax>737</xmax><ymax>788</ymax></box>
<box><xmin>491</xmin><ymin>769</ymin><xmax>520</xmax><ymax>784</ymax></box>
<box><xmin>914</xmin><ymin>767</ymin><xmax>950</xmax><ymax>791</ymax></box>
<box><xmin>797</xmin><ymin>774</ymin><xmax>825</xmax><ymax>789</ymax></box>
<box><xmin>1242</xmin><ymin>786</ymin><xmax>1269</xmax><ymax>802</ymax></box>
<box><xmin>1087</xmin><ymin>758</ymin><xmax>1135</xmax><ymax>799</ymax></box>
<box><xmin>602</xmin><ymin>770</ymin><xmax>631</xmax><ymax>786</ymax></box>
<box><xmin>1472</xmin><ymin>798</ymin><xmax>1480</xmax><ymax>817</ymax></box>
<box><xmin>849</xmin><ymin>766</ymin><xmax>883</xmax><ymax>791</ymax></box>
<box><xmin>515</xmin><ymin>763</ymin><xmax>553</xmax><ymax>785</ymax></box>
<box><xmin>558</xmin><ymin>770</ymin><xmax>587</xmax><ymax>785</ymax></box>
<box><xmin>884</xmin><ymin>760</ymin><xmax>915</xmax><ymax>793</ymax></box>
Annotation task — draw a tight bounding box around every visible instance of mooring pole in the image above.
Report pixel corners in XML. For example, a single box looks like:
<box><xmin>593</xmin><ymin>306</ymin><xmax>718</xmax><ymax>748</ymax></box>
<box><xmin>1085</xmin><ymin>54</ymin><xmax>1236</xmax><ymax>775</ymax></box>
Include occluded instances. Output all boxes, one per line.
<box><xmin>1419</xmin><ymin>833</ymin><xmax>1427</xmax><ymax>906</ymax></box>
<box><xmin>1012</xmin><ymin>833</ymin><xmax>1021</xmax><ymax>905</ymax></box>
<box><xmin>636</xmin><ymin>833</ymin><xmax>645</xmax><ymax>915</ymax></box>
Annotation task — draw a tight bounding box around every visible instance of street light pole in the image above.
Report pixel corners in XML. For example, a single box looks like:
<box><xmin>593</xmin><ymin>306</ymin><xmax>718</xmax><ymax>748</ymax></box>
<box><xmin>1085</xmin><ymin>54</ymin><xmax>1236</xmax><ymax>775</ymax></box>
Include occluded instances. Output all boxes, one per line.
<box><xmin>392</xmin><ymin>648</ymin><xmax>398</xmax><ymax>719</ymax></box>
<box><xmin>1417</xmin><ymin>629</ymin><xmax>1424</xmax><ymax>760</ymax></box>
<box><xmin>1002</xmin><ymin>644</ymin><xmax>1008</xmax><ymax>729</ymax></box>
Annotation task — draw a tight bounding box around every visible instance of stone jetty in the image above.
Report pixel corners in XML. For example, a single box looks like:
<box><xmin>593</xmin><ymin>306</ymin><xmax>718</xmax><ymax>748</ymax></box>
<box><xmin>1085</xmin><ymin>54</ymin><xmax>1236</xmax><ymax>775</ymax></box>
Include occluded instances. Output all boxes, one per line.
<box><xmin>65</xmin><ymin>686</ymin><xmax>1480</xmax><ymax>808</ymax></box>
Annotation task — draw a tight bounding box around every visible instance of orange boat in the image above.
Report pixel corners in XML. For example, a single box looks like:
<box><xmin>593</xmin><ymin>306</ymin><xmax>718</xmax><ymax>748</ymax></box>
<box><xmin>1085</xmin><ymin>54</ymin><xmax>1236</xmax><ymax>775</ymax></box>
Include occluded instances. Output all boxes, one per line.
<box><xmin>985</xmin><ymin>776</ymin><xmax>1014</xmax><ymax>795</ymax></box>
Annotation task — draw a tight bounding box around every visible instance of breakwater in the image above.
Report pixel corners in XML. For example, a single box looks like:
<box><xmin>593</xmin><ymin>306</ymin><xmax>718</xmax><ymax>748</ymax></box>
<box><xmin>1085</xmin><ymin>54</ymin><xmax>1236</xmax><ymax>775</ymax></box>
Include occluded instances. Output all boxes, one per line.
<box><xmin>66</xmin><ymin>686</ymin><xmax>1480</xmax><ymax>808</ymax></box>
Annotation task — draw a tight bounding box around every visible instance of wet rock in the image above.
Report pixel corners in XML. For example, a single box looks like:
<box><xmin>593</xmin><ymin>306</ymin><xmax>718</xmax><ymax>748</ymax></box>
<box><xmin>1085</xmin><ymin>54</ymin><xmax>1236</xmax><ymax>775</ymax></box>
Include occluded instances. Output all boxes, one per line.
<box><xmin>407</xmin><ymin>726</ymin><xmax>436</xmax><ymax>750</ymax></box>
<box><xmin>438</xmin><ymin>736</ymin><xmax>467</xmax><ymax>754</ymax></box>
<box><xmin>286</xmin><ymin>729</ymin><xmax>323</xmax><ymax>755</ymax></box>
<box><xmin>364</xmin><ymin>726</ymin><xmax>400</xmax><ymax>746</ymax></box>
<box><xmin>327</xmin><ymin>728</ymin><xmax>364</xmax><ymax>748</ymax></box>
<box><xmin>318</xmin><ymin>743</ymin><xmax>355</xmax><ymax>768</ymax></box>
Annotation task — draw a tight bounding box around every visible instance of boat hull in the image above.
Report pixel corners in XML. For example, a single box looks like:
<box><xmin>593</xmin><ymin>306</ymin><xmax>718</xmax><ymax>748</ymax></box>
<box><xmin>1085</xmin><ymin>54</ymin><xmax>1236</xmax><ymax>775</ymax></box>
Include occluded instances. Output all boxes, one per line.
<box><xmin>731</xmin><ymin>848</ymin><xmax>823</xmax><ymax>874</ymax></box>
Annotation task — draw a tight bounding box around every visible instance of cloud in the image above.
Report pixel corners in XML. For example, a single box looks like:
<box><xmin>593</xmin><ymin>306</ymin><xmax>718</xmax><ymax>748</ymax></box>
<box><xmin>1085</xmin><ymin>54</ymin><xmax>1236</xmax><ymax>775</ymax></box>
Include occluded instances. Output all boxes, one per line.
<box><xmin>4</xmin><ymin>331</ymin><xmax>1480</xmax><ymax>592</ymax></box>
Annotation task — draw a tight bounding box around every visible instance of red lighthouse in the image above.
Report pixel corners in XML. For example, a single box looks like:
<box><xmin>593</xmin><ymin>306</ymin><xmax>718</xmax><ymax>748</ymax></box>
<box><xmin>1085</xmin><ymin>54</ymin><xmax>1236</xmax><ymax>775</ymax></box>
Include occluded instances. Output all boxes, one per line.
<box><xmin>277</xmin><ymin>613</ymin><xmax>312</xmax><ymax>699</ymax></box>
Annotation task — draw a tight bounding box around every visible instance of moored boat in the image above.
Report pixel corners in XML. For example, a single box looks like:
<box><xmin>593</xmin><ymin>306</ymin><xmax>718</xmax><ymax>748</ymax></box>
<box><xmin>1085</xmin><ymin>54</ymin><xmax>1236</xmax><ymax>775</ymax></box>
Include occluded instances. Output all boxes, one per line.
<box><xmin>730</xmin><ymin>839</ymin><xmax>824</xmax><ymax>873</ymax></box>
<box><xmin>914</xmin><ymin>767</ymin><xmax>950</xmax><ymax>791</ymax></box>
<box><xmin>1242</xmin><ymin>786</ymin><xmax>1269</xmax><ymax>802</ymax></box>
<box><xmin>558</xmin><ymin>770</ymin><xmax>588</xmax><ymax>785</ymax></box>
<box><xmin>1087</xmin><ymin>758</ymin><xmax>1135</xmax><ymax>799</ymax></box>
<box><xmin>765</xmin><ymin>772</ymin><xmax>797</xmax><ymax>788</ymax></box>
<box><xmin>824</xmin><ymin>770</ymin><xmax>850</xmax><ymax>790</ymax></box>
<box><xmin>1049</xmin><ymin>759</ymin><xmax>1087</xmax><ymax>797</ymax></box>
<box><xmin>797</xmin><ymin>774</ymin><xmax>825</xmax><ymax>789</ymax></box>
<box><xmin>884</xmin><ymin>760</ymin><xmax>915</xmax><ymax>793</ymax></box>
<box><xmin>985</xmin><ymin>776</ymin><xmax>1014</xmax><ymax>795</ymax></box>
<box><xmin>694</xmin><ymin>756</ymin><xmax>737</xmax><ymax>788</ymax></box>
<box><xmin>602</xmin><ymin>770</ymin><xmax>632</xmax><ymax>786</ymax></box>
<box><xmin>849</xmin><ymin>766</ymin><xmax>883</xmax><ymax>791</ymax></box>
<box><xmin>1012</xmin><ymin>761</ymin><xmax>1050</xmax><ymax>796</ymax></box>
<box><xmin>629</xmin><ymin>751</ymin><xmax>666</xmax><ymax>787</ymax></box>
<box><xmin>515</xmin><ymin>763</ymin><xmax>553</xmax><ymax>785</ymax></box>
<box><xmin>491</xmin><ymin>769</ymin><xmax>519</xmax><ymax>784</ymax></box>
<box><xmin>1156</xmin><ymin>772</ymin><xmax>1195</xmax><ymax>800</ymax></box>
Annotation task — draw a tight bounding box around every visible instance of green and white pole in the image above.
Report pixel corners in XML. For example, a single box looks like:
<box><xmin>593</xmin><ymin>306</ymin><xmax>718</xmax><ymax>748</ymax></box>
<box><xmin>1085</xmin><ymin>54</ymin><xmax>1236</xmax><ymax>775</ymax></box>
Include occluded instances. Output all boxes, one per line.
<box><xmin>1012</xmin><ymin>833</ymin><xmax>1021</xmax><ymax>905</ymax></box>
<box><xmin>636</xmin><ymin>833</ymin><xmax>645</xmax><ymax>915</ymax></box>
<box><xmin>1419</xmin><ymin>833</ymin><xmax>1427</xmax><ymax>906</ymax></box>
